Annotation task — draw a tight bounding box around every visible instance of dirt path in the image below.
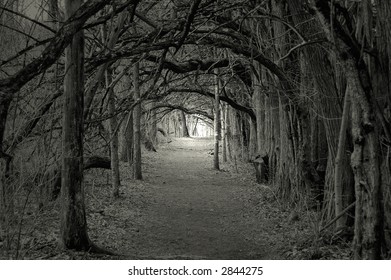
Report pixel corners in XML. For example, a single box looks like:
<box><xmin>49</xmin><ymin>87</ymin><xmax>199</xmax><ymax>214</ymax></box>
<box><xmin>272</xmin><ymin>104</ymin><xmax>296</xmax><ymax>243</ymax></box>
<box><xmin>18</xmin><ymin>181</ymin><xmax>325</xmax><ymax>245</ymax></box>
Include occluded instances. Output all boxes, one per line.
<box><xmin>9</xmin><ymin>137</ymin><xmax>350</xmax><ymax>260</ymax></box>
<box><xmin>106</xmin><ymin>137</ymin><xmax>278</xmax><ymax>259</ymax></box>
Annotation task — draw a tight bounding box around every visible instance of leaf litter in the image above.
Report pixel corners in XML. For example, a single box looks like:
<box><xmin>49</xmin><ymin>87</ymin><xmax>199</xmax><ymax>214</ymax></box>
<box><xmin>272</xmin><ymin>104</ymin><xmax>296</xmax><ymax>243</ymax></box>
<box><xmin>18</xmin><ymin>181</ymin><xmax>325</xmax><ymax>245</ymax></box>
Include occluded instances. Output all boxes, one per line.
<box><xmin>1</xmin><ymin>137</ymin><xmax>352</xmax><ymax>260</ymax></box>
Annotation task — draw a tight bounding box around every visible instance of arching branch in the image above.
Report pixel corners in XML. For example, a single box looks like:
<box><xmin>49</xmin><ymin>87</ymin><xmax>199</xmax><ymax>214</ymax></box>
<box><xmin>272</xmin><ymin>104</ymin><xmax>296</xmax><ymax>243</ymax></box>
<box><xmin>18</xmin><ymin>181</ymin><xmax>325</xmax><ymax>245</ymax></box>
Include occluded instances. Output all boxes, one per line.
<box><xmin>165</xmin><ymin>87</ymin><xmax>256</xmax><ymax>121</ymax></box>
<box><xmin>145</xmin><ymin>55</ymin><xmax>230</xmax><ymax>74</ymax></box>
<box><xmin>0</xmin><ymin>0</ymin><xmax>139</xmax><ymax>103</ymax></box>
<box><xmin>153</xmin><ymin>104</ymin><xmax>213</xmax><ymax>120</ymax></box>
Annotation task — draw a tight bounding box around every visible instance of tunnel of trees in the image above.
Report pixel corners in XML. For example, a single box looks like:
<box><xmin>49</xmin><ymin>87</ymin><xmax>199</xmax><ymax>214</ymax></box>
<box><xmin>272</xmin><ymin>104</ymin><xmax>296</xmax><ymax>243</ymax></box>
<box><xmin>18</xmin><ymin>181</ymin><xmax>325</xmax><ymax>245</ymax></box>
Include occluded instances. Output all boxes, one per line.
<box><xmin>0</xmin><ymin>0</ymin><xmax>390</xmax><ymax>260</ymax></box>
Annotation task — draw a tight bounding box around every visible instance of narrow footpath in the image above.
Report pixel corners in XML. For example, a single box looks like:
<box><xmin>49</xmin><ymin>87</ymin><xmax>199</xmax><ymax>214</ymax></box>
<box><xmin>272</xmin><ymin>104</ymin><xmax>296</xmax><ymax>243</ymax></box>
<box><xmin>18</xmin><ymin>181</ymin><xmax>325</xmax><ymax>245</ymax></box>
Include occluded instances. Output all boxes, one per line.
<box><xmin>95</xmin><ymin>137</ymin><xmax>280</xmax><ymax>259</ymax></box>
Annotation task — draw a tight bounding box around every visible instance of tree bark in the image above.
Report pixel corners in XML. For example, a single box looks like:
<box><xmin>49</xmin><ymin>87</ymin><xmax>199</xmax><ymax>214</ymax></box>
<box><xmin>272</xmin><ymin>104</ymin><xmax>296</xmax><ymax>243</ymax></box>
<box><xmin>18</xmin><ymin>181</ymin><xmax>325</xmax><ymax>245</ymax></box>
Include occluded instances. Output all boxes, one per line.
<box><xmin>106</xmin><ymin>68</ymin><xmax>120</xmax><ymax>198</ymax></box>
<box><xmin>60</xmin><ymin>0</ymin><xmax>90</xmax><ymax>250</ymax></box>
<box><xmin>249</xmin><ymin>117</ymin><xmax>257</xmax><ymax>160</ymax></box>
<box><xmin>213</xmin><ymin>68</ymin><xmax>221</xmax><ymax>170</ymax></box>
<box><xmin>253</xmin><ymin>65</ymin><xmax>265</xmax><ymax>158</ymax></box>
<box><xmin>0</xmin><ymin>153</ymin><xmax>12</xmax><ymax>230</ymax></box>
<box><xmin>126</xmin><ymin>111</ymin><xmax>134</xmax><ymax>164</ymax></box>
<box><xmin>149</xmin><ymin>101</ymin><xmax>157</xmax><ymax>144</ymax></box>
<box><xmin>314</xmin><ymin>0</ymin><xmax>384</xmax><ymax>259</ymax></box>
<box><xmin>118</xmin><ymin>66</ymin><xmax>133</xmax><ymax>163</ymax></box>
<box><xmin>222</xmin><ymin>103</ymin><xmax>227</xmax><ymax>162</ymax></box>
<box><xmin>133</xmin><ymin>62</ymin><xmax>142</xmax><ymax>180</ymax></box>
<box><xmin>48</xmin><ymin>156</ymin><xmax>112</xmax><ymax>201</ymax></box>
<box><xmin>225</xmin><ymin>105</ymin><xmax>232</xmax><ymax>161</ymax></box>
<box><xmin>348</xmin><ymin>60</ymin><xmax>382</xmax><ymax>259</ymax></box>
<box><xmin>0</xmin><ymin>99</ymin><xmax>12</xmax><ymax>224</ymax></box>
<box><xmin>334</xmin><ymin>84</ymin><xmax>351</xmax><ymax>230</ymax></box>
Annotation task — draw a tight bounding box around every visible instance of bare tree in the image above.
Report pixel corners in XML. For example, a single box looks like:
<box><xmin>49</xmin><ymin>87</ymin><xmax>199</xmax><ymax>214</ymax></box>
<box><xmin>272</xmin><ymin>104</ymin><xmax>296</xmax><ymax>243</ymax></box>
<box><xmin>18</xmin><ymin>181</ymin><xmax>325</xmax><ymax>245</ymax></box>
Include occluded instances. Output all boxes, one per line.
<box><xmin>60</xmin><ymin>0</ymin><xmax>90</xmax><ymax>250</ymax></box>
<box><xmin>133</xmin><ymin>61</ymin><xmax>142</xmax><ymax>180</ymax></box>
<box><xmin>213</xmin><ymin>68</ymin><xmax>221</xmax><ymax>170</ymax></box>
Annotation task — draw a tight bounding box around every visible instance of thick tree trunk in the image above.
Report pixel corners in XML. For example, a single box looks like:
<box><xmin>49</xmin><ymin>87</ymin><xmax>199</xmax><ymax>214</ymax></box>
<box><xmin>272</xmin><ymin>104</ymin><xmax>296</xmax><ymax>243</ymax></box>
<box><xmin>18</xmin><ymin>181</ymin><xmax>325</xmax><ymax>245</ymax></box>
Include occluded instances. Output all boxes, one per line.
<box><xmin>347</xmin><ymin>60</ymin><xmax>383</xmax><ymax>259</ymax></box>
<box><xmin>133</xmin><ymin>62</ymin><xmax>142</xmax><ymax>180</ymax></box>
<box><xmin>46</xmin><ymin>156</ymin><xmax>112</xmax><ymax>201</ymax></box>
<box><xmin>314</xmin><ymin>0</ymin><xmax>384</xmax><ymax>259</ymax></box>
<box><xmin>0</xmin><ymin>6</ymin><xmax>14</xmax><ymax>222</ymax></box>
<box><xmin>375</xmin><ymin>0</ymin><xmax>391</xmax><ymax>252</ymax></box>
<box><xmin>60</xmin><ymin>0</ymin><xmax>90</xmax><ymax>250</ymax></box>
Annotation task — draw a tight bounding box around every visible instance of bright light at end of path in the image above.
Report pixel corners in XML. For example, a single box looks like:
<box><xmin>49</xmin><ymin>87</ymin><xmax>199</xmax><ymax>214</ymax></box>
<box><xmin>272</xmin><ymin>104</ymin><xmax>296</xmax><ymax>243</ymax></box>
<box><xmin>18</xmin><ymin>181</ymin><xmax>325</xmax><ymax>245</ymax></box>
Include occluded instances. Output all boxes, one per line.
<box><xmin>192</xmin><ymin>120</ymin><xmax>213</xmax><ymax>137</ymax></box>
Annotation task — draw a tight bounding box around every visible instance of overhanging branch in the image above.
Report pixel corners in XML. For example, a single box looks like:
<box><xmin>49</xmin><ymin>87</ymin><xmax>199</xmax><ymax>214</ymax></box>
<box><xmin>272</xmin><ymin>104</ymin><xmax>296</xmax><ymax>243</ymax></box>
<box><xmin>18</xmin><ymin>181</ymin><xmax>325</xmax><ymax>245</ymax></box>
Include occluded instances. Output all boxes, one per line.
<box><xmin>165</xmin><ymin>87</ymin><xmax>255</xmax><ymax>121</ymax></box>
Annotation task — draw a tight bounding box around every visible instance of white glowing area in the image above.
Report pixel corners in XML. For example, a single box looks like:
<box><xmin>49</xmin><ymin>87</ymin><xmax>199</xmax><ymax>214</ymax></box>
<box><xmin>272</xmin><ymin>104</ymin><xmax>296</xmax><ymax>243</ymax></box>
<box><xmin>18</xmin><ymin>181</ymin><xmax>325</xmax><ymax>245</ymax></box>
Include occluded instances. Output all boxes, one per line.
<box><xmin>190</xmin><ymin>118</ymin><xmax>213</xmax><ymax>138</ymax></box>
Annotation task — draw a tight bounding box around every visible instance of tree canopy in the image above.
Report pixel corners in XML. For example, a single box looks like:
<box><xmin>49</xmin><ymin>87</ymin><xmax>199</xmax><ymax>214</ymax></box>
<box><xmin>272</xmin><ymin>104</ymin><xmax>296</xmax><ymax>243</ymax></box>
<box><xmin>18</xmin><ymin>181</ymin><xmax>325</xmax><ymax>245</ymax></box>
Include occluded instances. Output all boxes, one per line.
<box><xmin>1</xmin><ymin>0</ymin><xmax>391</xmax><ymax>260</ymax></box>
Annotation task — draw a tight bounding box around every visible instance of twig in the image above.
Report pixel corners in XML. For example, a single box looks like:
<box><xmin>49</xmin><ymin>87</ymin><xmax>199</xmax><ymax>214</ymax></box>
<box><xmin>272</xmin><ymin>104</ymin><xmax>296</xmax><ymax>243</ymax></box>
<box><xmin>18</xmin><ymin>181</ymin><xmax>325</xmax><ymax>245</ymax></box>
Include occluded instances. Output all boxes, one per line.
<box><xmin>320</xmin><ymin>201</ymin><xmax>356</xmax><ymax>232</ymax></box>
<box><xmin>279</xmin><ymin>40</ymin><xmax>325</xmax><ymax>62</ymax></box>
<box><xmin>0</xmin><ymin>6</ymin><xmax>56</xmax><ymax>33</ymax></box>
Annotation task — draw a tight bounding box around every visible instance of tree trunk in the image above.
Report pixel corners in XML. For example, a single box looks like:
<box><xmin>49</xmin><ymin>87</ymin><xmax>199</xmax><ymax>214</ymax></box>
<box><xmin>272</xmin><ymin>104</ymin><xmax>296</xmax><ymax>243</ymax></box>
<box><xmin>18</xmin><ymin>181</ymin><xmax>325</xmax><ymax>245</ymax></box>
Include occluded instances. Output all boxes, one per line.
<box><xmin>180</xmin><ymin>110</ymin><xmax>190</xmax><ymax>137</ymax></box>
<box><xmin>213</xmin><ymin>69</ymin><xmax>221</xmax><ymax>170</ymax></box>
<box><xmin>119</xmin><ymin>67</ymin><xmax>133</xmax><ymax>163</ymax></box>
<box><xmin>0</xmin><ymin>98</ymin><xmax>12</xmax><ymax>224</ymax></box>
<box><xmin>149</xmin><ymin>101</ymin><xmax>157</xmax><ymax>144</ymax></box>
<box><xmin>314</xmin><ymin>0</ymin><xmax>385</xmax><ymax>259</ymax></box>
<box><xmin>231</xmin><ymin>109</ymin><xmax>242</xmax><ymax>164</ymax></box>
<box><xmin>173</xmin><ymin>114</ymin><xmax>178</xmax><ymax>137</ymax></box>
<box><xmin>249</xmin><ymin>117</ymin><xmax>257</xmax><ymax>160</ymax></box>
<box><xmin>46</xmin><ymin>156</ymin><xmax>113</xmax><ymax>201</ymax></box>
<box><xmin>106</xmin><ymin>68</ymin><xmax>120</xmax><ymax>198</ymax></box>
<box><xmin>347</xmin><ymin>60</ymin><xmax>383</xmax><ymax>259</ymax></box>
<box><xmin>240</xmin><ymin>115</ymin><xmax>249</xmax><ymax>162</ymax></box>
<box><xmin>0</xmin><ymin>0</ymin><xmax>16</xmax><ymax>239</ymax></box>
<box><xmin>254</xmin><ymin>65</ymin><xmax>265</xmax><ymax>157</ymax></box>
<box><xmin>334</xmin><ymin>84</ymin><xmax>351</xmax><ymax>230</ymax></box>
<box><xmin>225</xmin><ymin>105</ymin><xmax>232</xmax><ymax>161</ymax></box>
<box><xmin>133</xmin><ymin>62</ymin><xmax>142</xmax><ymax>180</ymax></box>
<box><xmin>222</xmin><ymin>103</ymin><xmax>227</xmax><ymax>162</ymax></box>
<box><xmin>288</xmin><ymin>0</ymin><xmax>353</xmax><ymax>216</ymax></box>
<box><xmin>192</xmin><ymin>117</ymin><xmax>199</xmax><ymax>136</ymax></box>
<box><xmin>0</xmin><ymin>153</ymin><xmax>12</xmax><ymax>232</ymax></box>
<box><xmin>125</xmin><ymin>111</ymin><xmax>134</xmax><ymax>164</ymax></box>
<box><xmin>39</xmin><ymin>0</ymin><xmax>60</xmax><ymax>207</ymax></box>
<box><xmin>60</xmin><ymin>0</ymin><xmax>90</xmax><ymax>250</ymax></box>
<box><xmin>375</xmin><ymin>0</ymin><xmax>391</xmax><ymax>252</ymax></box>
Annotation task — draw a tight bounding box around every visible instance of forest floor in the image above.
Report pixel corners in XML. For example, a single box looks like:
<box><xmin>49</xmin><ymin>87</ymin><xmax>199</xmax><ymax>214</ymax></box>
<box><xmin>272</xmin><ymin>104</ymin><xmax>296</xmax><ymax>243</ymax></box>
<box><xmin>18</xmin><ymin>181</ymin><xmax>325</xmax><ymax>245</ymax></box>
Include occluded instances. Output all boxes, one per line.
<box><xmin>1</xmin><ymin>137</ymin><xmax>352</xmax><ymax>259</ymax></box>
